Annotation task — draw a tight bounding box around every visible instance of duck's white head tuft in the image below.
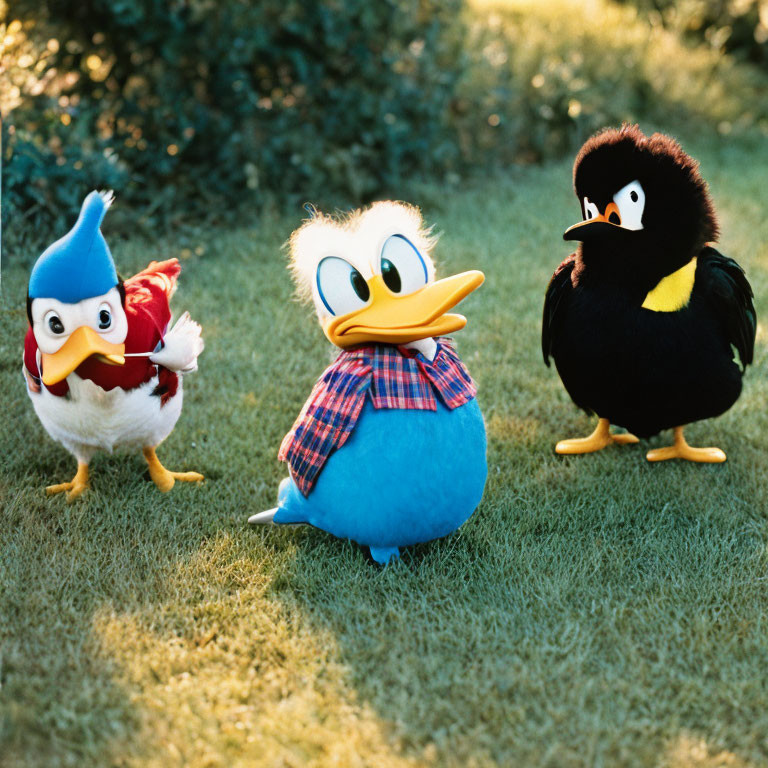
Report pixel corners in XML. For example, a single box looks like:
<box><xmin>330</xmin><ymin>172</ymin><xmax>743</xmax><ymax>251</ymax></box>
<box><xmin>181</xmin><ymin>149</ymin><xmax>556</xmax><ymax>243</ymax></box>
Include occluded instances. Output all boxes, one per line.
<box><xmin>288</xmin><ymin>201</ymin><xmax>438</xmax><ymax>318</ymax></box>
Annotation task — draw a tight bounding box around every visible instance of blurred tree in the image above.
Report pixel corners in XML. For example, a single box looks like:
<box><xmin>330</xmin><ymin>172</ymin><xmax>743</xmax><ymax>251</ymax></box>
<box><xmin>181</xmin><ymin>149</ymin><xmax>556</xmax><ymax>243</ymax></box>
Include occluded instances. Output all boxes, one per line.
<box><xmin>4</xmin><ymin>0</ymin><xmax>768</xmax><ymax>242</ymax></box>
<box><xmin>617</xmin><ymin>0</ymin><xmax>768</xmax><ymax>66</ymax></box>
<box><xmin>4</xmin><ymin>0</ymin><xmax>467</xmax><ymax>237</ymax></box>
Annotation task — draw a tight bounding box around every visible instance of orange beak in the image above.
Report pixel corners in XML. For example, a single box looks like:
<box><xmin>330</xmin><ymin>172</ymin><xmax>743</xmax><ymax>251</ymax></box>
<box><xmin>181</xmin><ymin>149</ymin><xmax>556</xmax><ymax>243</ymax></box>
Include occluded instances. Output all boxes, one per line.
<box><xmin>41</xmin><ymin>326</ymin><xmax>125</xmax><ymax>386</ymax></box>
<box><xmin>323</xmin><ymin>270</ymin><xmax>485</xmax><ymax>348</ymax></box>
<box><xmin>563</xmin><ymin>202</ymin><xmax>623</xmax><ymax>241</ymax></box>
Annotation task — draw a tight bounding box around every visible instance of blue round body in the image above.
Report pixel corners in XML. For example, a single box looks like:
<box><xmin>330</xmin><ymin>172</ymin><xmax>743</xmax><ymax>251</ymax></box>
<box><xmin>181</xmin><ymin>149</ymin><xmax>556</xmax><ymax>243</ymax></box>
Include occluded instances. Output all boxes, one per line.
<box><xmin>274</xmin><ymin>397</ymin><xmax>487</xmax><ymax>563</ymax></box>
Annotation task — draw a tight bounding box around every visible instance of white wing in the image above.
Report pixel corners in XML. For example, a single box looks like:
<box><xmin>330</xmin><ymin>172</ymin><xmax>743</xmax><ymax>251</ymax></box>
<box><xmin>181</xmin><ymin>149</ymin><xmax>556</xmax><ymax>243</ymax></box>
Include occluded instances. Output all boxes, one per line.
<box><xmin>150</xmin><ymin>312</ymin><xmax>204</xmax><ymax>373</ymax></box>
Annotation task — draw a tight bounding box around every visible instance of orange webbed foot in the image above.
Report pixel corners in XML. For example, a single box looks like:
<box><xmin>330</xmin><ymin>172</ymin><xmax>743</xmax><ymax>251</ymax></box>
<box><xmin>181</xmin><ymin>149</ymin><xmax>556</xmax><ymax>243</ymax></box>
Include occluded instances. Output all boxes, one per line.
<box><xmin>143</xmin><ymin>446</ymin><xmax>204</xmax><ymax>492</ymax></box>
<box><xmin>46</xmin><ymin>462</ymin><xmax>89</xmax><ymax>501</ymax></box>
<box><xmin>556</xmin><ymin>418</ymin><xmax>639</xmax><ymax>455</ymax></box>
<box><xmin>646</xmin><ymin>427</ymin><xmax>726</xmax><ymax>463</ymax></box>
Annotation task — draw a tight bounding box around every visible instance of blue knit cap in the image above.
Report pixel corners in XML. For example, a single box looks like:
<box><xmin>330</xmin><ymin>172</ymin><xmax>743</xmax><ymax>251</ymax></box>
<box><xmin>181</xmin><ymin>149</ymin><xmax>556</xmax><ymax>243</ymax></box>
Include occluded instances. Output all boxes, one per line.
<box><xmin>29</xmin><ymin>191</ymin><xmax>118</xmax><ymax>302</ymax></box>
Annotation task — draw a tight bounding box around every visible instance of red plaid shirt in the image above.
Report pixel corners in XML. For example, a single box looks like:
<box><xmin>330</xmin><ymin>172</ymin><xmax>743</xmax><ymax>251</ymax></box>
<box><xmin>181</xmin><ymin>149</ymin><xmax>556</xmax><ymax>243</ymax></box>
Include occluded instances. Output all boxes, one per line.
<box><xmin>279</xmin><ymin>338</ymin><xmax>477</xmax><ymax>496</ymax></box>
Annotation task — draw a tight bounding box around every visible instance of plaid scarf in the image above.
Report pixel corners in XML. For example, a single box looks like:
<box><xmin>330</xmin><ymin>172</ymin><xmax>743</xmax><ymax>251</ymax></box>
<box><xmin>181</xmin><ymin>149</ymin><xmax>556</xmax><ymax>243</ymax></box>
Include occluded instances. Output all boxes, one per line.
<box><xmin>279</xmin><ymin>338</ymin><xmax>477</xmax><ymax>496</ymax></box>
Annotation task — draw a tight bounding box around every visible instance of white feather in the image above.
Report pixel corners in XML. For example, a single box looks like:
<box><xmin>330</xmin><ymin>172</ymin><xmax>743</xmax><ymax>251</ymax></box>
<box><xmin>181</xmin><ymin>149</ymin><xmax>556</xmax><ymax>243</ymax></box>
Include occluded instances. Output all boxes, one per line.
<box><xmin>150</xmin><ymin>311</ymin><xmax>204</xmax><ymax>373</ymax></box>
<box><xmin>99</xmin><ymin>189</ymin><xmax>115</xmax><ymax>209</ymax></box>
<box><xmin>29</xmin><ymin>372</ymin><xmax>183</xmax><ymax>464</ymax></box>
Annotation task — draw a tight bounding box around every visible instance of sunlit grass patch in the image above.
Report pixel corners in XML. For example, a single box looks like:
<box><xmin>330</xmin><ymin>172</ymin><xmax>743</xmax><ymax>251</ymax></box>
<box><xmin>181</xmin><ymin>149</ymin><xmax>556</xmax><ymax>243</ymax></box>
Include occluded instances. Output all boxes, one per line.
<box><xmin>91</xmin><ymin>540</ymin><xmax>427</xmax><ymax>768</ymax></box>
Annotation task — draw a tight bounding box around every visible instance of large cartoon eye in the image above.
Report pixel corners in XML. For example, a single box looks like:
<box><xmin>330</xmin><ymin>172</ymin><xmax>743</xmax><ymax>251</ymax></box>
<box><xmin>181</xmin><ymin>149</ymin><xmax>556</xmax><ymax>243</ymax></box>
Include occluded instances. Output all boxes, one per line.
<box><xmin>380</xmin><ymin>235</ymin><xmax>428</xmax><ymax>295</ymax></box>
<box><xmin>97</xmin><ymin>302</ymin><xmax>112</xmax><ymax>330</ymax></box>
<box><xmin>583</xmin><ymin>197</ymin><xmax>600</xmax><ymax>221</ymax></box>
<box><xmin>45</xmin><ymin>310</ymin><xmax>65</xmax><ymax>335</ymax></box>
<box><xmin>613</xmin><ymin>180</ymin><xmax>645</xmax><ymax>230</ymax></box>
<box><xmin>316</xmin><ymin>257</ymin><xmax>370</xmax><ymax>317</ymax></box>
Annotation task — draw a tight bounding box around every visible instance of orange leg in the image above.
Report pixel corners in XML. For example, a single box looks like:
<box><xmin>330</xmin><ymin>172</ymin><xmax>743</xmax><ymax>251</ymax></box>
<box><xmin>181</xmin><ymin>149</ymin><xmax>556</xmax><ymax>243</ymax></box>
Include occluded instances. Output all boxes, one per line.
<box><xmin>646</xmin><ymin>426</ymin><xmax>726</xmax><ymax>463</ymax></box>
<box><xmin>143</xmin><ymin>446</ymin><xmax>204</xmax><ymax>492</ymax></box>
<box><xmin>556</xmin><ymin>417</ymin><xmax>639</xmax><ymax>455</ymax></box>
<box><xmin>47</xmin><ymin>461</ymin><xmax>89</xmax><ymax>501</ymax></box>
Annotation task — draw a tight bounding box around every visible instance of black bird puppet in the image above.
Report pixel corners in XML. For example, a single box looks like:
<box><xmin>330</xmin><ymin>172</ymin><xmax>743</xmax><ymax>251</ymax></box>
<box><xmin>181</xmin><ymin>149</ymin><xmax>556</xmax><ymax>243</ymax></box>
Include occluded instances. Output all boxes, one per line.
<box><xmin>542</xmin><ymin>124</ymin><xmax>756</xmax><ymax>462</ymax></box>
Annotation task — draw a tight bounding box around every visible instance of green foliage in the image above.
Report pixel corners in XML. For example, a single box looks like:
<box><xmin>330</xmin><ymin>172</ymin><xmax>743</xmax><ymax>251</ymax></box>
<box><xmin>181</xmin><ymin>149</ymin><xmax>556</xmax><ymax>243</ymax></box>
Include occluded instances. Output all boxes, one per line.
<box><xmin>452</xmin><ymin>0</ymin><xmax>768</xmax><ymax>166</ymax></box>
<box><xmin>6</xmin><ymin>0</ymin><xmax>466</xmax><ymax>236</ymax></box>
<box><xmin>5</xmin><ymin>0</ymin><xmax>768</xmax><ymax>241</ymax></box>
<box><xmin>619</xmin><ymin>0</ymin><xmax>768</xmax><ymax>67</ymax></box>
<box><xmin>3</xmin><ymin>120</ymin><xmax>127</xmax><ymax>239</ymax></box>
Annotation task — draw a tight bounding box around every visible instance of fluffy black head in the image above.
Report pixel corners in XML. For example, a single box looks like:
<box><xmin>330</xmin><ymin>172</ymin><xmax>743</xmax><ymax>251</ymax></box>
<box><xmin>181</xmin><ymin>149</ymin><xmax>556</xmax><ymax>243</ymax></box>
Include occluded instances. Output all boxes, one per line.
<box><xmin>567</xmin><ymin>124</ymin><xmax>718</xmax><ymax>292</ymax></box>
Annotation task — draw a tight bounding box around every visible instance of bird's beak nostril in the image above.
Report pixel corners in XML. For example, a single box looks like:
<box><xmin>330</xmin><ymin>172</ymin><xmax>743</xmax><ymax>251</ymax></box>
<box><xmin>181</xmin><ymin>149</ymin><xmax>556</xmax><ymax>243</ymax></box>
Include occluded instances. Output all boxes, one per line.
<box><xmin>603</xmin><ymin>201</ymin><xmax>622</xmax><ymax>226</ymax></box>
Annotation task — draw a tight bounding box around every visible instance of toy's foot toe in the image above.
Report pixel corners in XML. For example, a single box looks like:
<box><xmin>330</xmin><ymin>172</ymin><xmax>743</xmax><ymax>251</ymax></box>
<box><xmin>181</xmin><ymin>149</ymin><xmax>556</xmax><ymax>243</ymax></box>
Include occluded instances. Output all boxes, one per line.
<box><xmin>65</xmin><ymin>481</ymin><xmax>89</xmax><ymax>501</ymax></box>
<box><xmin>612</xmin><ymin>432</ymin><xmax>639</xmax><ymax>445</ymax></box>
<box><xmin>369</xmin><ymin>547</ymin><xmax>400</xmax><ymax>565</ymax></box>
<box><xmin>647</xmin><ymin>445</ymin><xmax>726</xmax><ymax>463</ymax></box>
<box><xmin>46</xmin><ymin>480</ymin><xmax>89</xmax><ymax>501</ymax></box>
<box><xmin>556</xmin><ymin>418</ymin><xmax>638</xmax><ymax>455</ymax></box>
<box><xmin>170</xmin><ymin>470</ymin><xmax>204</xmax><ymax>483</ymax></box>
<box><xmin>150</xmin><ymin>470</ymin><xmax>203</xmax><ymax>493</ymax></box>
<box><xmin>46</xmin><ymin>463</ymin><xmax>89</xmax><ymax>501</ymax></box>
<box><xmin>646</xmin><ymin>426</ymin><xmax>726</xmax><ymax>463</ymax></box>
<box><xmin>248</xmin><ymin>508</ymin><xmax>278</xmax><ymax>525</ymax></box>
<box><xmin>556</xmin><ymin>435</ymin><xmax>613</xmax><ymax>454</ymax></box>
<box><xmin>143</xmin><ymin>446</ymin><xmax>203</xmax><ymax>492</ymax></box>
<box><xmin>46</xmin><ymin>481</ymin><xmax>71</xmax><ymax>496</ymax></box>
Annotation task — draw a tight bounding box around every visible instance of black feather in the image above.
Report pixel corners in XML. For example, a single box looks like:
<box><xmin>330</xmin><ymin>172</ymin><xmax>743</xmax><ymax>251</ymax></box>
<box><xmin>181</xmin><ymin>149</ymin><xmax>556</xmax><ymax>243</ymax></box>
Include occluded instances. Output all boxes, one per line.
<box><xmin>542</xmin><ymin>253</ymin><xmax>575</xmax><ymax>367</ymax></box>
<box><xmin>700</xmin><ymin>246</ymin><xmax>756</xmax><ymax>369</ymax></box>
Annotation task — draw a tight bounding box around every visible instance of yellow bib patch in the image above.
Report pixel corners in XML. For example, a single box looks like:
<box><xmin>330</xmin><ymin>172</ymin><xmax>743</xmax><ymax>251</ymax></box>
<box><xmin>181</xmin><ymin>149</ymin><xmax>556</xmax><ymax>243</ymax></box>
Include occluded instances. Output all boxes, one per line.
<box><xmin>641</xmin><ymin>257</ymin><xmax>697</xmax><ymax>313</ymax></box>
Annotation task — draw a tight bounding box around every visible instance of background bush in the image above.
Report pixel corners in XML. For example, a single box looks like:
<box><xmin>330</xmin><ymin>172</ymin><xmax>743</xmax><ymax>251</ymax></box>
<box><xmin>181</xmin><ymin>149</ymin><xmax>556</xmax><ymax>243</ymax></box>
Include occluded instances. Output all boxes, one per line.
<box><xmin>454</xmin><ymin>0</ymin><xmax>768</xmax><ymax>166</ymax></box>
<box><xmin>618</xmin><ymin>0</ymin><xmax>768</xmax><ymax>67</ymax></box>
<box><xmin>4</xmin><ymin>0</ymin><xmax>467</xmax><ymax>238</ymax></box>
<box><xmin>4</xmin><ymin>0</ymin><xmax>768</xmax><ymax>242</ymax></box>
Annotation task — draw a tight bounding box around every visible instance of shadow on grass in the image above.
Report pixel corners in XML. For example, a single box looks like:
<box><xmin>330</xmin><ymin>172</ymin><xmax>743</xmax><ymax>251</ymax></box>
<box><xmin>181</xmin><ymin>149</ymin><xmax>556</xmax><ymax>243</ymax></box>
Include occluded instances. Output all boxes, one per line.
<box><xmin>86</xmin><ymin>531</ymin><xmax>431</xmax><ymax>767</ymax></box>
<box><xmin>258</xmin><ymin>425</ymin><xmax>768</xmax><ymax>766</ymax></box>
<box><xmin>1</xmin><ymin>321</ymin><xmax>425</xmax><ymax>765</ymax></box>
<box><xmin>0</xmin><ymin>456</ymin><xmax>244</xmax><ymax>766</ymax></box>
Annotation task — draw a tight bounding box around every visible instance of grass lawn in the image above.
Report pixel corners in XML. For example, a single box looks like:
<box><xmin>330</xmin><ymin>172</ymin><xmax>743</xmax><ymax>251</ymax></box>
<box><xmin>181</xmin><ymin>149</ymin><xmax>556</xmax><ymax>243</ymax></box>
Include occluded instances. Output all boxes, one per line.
<box><xmin>2</xmin><ymin>126</ymin><xmax>768</xmax><ymax>767</ymax></box>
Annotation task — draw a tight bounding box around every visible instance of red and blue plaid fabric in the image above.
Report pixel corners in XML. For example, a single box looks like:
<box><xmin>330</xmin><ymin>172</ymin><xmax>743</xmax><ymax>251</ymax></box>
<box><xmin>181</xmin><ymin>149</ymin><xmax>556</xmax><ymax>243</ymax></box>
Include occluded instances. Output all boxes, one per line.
<box><xmin>279</xmin><ymin>338</ymin><xmax>477</xmax><ymax>495</ymax></box>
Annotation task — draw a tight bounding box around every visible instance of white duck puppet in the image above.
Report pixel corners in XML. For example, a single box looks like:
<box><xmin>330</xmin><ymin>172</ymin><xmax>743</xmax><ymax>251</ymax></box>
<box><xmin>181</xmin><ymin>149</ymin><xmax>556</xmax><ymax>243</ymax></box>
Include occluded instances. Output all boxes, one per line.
<box><xmin>23</xmin><ymin>191</ymin><xmax>204</xmax><ymax>500</ymax></box>
<box><xmin>249</xmin><ymin>202</ymin><xmax>487</xmax><ymax>564</ymax></box>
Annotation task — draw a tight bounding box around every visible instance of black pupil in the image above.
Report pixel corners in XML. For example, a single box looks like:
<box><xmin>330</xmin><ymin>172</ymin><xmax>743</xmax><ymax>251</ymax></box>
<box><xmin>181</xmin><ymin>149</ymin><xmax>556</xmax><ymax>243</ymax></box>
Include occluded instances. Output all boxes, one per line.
<box><xmin>381</xmin><ymin>258</ymin><xmax>401</xmax><ymax>292</ymax></box>
<box><xmin>99</xmin><ymin>309</ymin><xmax>111</xmax><ymax>328</ymax></box>
<box><xmin>49</xmin><ymin>316</ymin><xmax>64</xmax><ymax>334</ymax></box>
<box><xmin>349</xmin><ymin>270</ymin><xmax>370</xmax><ymax>302</ymax></box>
<box><xmin>630</xmin><ymin>190</ymin><xmax>638</xmax><ymax>202</ymax></box>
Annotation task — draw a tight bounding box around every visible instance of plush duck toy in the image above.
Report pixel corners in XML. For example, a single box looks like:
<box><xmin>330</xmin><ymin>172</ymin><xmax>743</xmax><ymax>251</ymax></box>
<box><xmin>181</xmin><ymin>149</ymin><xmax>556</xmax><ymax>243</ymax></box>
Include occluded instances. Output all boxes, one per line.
<box><xmin>24</xmin><ymin>191</ymin><xmax>204</xmax><ymax>500</ymax></box>
<box><xmin>543</xmin><ymin>125</ymin><xmax>756</xmax><ymax>462</ymax></box>
<box><xmin>248</xmin><ymin>202</ymin><xmax>487</xmax><ymax>564</ymax></box>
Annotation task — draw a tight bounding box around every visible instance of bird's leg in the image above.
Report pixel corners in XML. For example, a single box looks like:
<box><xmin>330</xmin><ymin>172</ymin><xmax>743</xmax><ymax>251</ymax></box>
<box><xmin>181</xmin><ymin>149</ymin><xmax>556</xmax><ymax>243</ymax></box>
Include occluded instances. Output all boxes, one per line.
<box><xmin>369</xmin><ymin>546</ymin><xmax>400</xmax><ymax>565</ymax></box>
<box><xmin>46</xmin><ymin>461</ymin><xmax>89</xmax><ymax>501</ymax></box>
<box><xmin>143</xmin><ymin>446</ymin><xmax>204</xmax><ymax>492</ymax></box>
<box><xmin>555</xmin><ymin>417</ymin><xmax>639</xmax><ymax>455</ymax></box>
<box><xmin>646</xmin><ymin>426</ymin><xmax>726</xmax><ymax>463</ymax></box>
